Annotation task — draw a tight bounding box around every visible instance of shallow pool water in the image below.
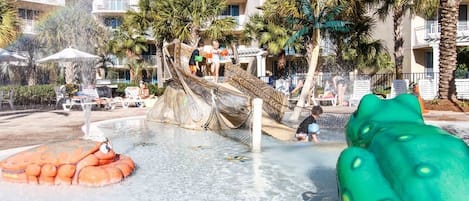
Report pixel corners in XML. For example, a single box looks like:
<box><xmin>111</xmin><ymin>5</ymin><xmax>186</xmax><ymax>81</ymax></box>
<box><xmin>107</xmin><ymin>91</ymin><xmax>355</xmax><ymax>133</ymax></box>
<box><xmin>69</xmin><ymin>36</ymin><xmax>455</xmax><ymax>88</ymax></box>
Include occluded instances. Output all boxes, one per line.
<box><xmin>0</xmin><ymin>118</ymin><xmax>346</xmax><ymax>201</ymax></box>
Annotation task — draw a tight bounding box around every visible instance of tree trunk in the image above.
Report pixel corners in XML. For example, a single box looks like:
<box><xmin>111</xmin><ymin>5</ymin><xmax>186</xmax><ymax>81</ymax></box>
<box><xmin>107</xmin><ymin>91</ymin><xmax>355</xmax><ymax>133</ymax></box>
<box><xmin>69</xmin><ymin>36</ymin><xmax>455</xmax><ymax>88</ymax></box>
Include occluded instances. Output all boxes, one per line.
<box><xmin>65</xmin><ymin>62</ymin><xmax>76</xmax><ymax>84</ymax></box>
<box><xmin>438</xmin><ymin>0</ymin><xmax>460</xmax><ymax>100</ymax></box>
<box><xmin>190</xmin><ymin>26</ymin><xmax>200</xmax><ymax>47</ymax></box>
<box><xmin>156</xmin><ymin>43</ymin><xmax>164</xmax><ymax>88</ymax></box>
<box><xmin>231</xmin><ymin>43</ymin><xmax>239</xmax><ymax>64</ymax></box>
<box><xmin>289</xmin><ymin>28</ymin><xmax>320</xmax><ymax>121</ymax></box>
<box><xmin>27</xmin><ymin>62</ymin><xmax>37</xmax><ymax>86</ymax></box>
<box><xmin>393</xmin><ymin>6</ymin><xmax>404</xmax><ymax>80</ymax></box>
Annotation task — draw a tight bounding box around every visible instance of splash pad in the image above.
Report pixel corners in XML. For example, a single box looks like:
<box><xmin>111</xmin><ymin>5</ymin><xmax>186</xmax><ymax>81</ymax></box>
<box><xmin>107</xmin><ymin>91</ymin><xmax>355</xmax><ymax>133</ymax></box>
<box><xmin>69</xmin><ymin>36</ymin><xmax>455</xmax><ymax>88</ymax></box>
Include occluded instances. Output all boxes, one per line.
<box><xmin>1</xmin><ymin>118</ymin><xmax>345</xmax><ymax>201</ymax></box>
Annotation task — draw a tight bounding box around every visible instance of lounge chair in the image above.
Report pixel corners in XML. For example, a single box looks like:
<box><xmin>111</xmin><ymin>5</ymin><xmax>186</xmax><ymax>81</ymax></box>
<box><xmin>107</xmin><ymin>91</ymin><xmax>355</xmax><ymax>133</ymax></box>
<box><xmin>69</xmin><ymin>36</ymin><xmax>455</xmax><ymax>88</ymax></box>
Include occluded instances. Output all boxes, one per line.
<box><xmin>0</xmin><ymin>90</ymin><xmax>15</xmax><ymax>110</ymax></box>
<box><xmin>62</xmin><ymin>87</ymin><xmax>115</xmax><ymax>111</ymax></box>
<box><xmin>121</xmin><ymin>87</ymin><xmax>145</xmax><ymax>108</ymax></box>
<box><xmin>312</xmin><ymin>92</ymin><xmax>337</xmax><ymax>106</ymax></box>
<box><xmin>418</xmin><ymin>79</ymin><xmax>437</xmax><ymax>100</ymax></box>
<box><xmin>387</xmin><ymin>79</ymin><xmax>409</xmax><ymax>99</ymax></box>
<box><xmin>348</xmin><ymin>80</ymin><xmax>371</xmax><ymax>107</ymax></box>
<box><xmin>456</xmin><ymin>79</ymin><xmax>469</xmax><ymax>100</ymax></box>
<box><xmin>54</xmin><ymin>85</ymin><xmax>67</xmax><ymax>107</ymax></box>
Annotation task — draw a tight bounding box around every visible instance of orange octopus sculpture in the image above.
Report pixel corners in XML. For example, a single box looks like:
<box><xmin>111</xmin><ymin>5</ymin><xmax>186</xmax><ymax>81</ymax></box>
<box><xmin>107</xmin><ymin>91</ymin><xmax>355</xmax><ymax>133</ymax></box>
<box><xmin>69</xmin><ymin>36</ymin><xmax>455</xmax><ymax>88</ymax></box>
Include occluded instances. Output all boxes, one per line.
<box><xmin>0</xmin><ymin>139</ymin><xmax>135</xmax><ymax>187</ymax></box>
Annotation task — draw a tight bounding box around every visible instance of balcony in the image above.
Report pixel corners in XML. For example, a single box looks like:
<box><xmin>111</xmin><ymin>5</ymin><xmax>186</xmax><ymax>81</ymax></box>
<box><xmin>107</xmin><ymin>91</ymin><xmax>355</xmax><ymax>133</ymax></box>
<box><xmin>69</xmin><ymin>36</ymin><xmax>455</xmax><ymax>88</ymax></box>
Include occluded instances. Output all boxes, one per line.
<box><xmin>92</xmin><ymin>0</ymin><xmax>138</xmax><ymax>15</ymax></box>
<box><xmin>142</xmin><ymin>55</ymin><xmax>157</xmax><ymax>66</ymax></box>
<box><xmin>414</xmin><ymin>20</ymin><xmax>469</xmax><ymax>47</ymax></box>
<box><xmin>18</xmin><ymin>0</ymin><xmax>65</xmax><ymax>6</ymax></box>
<box><xmin>20</xmin><ymin>19</ymin><xmax>36</xmax><ymax>34</ymax></box>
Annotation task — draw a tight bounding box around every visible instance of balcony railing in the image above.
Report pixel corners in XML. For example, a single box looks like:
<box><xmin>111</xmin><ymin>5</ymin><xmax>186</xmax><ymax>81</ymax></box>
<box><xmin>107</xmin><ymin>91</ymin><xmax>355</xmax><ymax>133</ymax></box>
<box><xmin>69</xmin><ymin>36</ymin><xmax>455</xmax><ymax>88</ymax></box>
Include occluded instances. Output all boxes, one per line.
<box><xmin>93</xmin><ymin>0</ymin><xmax>130</xmax><ymax>13</ymax></box>
<box><xmin>142</xmin><ymin>55</ymin><xmax>157</xmax><ymax>66</ymax></box>
<box><xmin>20</xmin><ymin>19</ymin><xmax>36</xmax><ymax>34</ymax></box>
<box><xmin>21</xmin><ymin>0</ymin><xmax>65</xmax><ymax>6</ymax></box>
<box><xmin>414</xmin><ymin>20</ymin><xmax>469</xmax><ymax>46</ymax></box>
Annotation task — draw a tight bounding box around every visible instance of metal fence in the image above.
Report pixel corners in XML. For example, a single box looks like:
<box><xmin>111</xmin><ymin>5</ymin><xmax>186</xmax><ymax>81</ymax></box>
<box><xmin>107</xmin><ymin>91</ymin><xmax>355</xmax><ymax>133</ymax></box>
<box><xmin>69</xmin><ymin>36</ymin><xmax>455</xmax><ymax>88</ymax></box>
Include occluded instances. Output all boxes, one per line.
<box><xmin>262</xmin><ymin>72</ymin><xmax>443</xmax><ymax>94</ymax></box>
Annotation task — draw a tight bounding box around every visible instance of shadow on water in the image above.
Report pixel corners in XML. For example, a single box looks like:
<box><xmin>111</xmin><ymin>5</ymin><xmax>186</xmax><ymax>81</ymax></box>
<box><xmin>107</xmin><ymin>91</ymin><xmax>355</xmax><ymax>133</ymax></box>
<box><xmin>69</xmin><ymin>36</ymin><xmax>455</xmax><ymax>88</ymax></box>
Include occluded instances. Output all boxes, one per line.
<box><xmin>303</xmin><ymin>166</ymin><xmax>339</xmax><ymax>201</ymax></box>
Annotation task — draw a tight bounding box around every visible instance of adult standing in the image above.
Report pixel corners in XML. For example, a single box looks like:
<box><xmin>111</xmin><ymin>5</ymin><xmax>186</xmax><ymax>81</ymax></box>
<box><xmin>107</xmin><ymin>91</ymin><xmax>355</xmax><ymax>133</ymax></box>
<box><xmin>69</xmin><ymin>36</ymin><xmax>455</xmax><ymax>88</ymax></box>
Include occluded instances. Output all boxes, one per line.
<box><xmin>333</xmin><ymin>75</ymin><xmax>347</xmax><ymax>106</ymax></box>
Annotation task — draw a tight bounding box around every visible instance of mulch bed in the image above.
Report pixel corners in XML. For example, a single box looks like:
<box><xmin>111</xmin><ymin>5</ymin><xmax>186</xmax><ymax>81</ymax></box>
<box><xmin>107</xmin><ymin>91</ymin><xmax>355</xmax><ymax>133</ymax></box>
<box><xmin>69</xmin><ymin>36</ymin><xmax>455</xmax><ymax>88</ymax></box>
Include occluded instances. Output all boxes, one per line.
<box><xmin>424</xmin><ymin>99</ymin><xmax>469</xmax><ymax>112</ymax></box>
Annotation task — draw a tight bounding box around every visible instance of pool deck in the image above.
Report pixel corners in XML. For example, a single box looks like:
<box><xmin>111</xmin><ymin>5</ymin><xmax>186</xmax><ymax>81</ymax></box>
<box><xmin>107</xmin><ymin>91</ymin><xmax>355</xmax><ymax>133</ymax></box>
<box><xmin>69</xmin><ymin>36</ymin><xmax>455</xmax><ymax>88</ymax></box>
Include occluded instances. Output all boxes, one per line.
<box><xmin>0</xmin><ymin>106</ymin><xmax>467</xmax><ymax>150</ymax></box>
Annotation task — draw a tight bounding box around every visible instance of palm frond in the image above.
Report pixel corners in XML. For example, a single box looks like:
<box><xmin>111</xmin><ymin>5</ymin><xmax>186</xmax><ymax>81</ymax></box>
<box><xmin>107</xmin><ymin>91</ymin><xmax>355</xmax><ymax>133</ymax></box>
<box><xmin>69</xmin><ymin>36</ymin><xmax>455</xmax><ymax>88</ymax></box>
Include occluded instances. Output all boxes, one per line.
<box><xmin>286</xmin><ymin>26</ymin><xmax>309</xmax><ymax>45</ymax></box>
<box><xmin>300</xmin><ymin>0</ymin><xmax>314</xmax><ymax>21</ymax></box>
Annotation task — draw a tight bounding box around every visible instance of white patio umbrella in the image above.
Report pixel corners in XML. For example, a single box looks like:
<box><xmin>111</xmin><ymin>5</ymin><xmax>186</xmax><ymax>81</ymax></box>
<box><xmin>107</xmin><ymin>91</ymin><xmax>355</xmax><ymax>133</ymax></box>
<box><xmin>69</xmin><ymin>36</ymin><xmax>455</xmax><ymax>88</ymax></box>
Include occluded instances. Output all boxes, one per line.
<box><xmin>0</xmin><ymin>48</ymin><xmax>28</xmax><ymax>63</ymax></box>
<box><xmin>37</xmin><ymin>47</ymin><xmax>100</xmax><ymax>63</ymax></box>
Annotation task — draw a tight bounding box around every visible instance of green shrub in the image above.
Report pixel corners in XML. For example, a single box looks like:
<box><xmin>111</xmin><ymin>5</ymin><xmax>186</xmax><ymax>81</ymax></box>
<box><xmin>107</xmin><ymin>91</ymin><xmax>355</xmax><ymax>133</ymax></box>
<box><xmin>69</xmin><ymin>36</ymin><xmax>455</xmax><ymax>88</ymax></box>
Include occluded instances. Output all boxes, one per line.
<box><xmin>0</xmin><ymin>85</ymin><xmax>56</xmax><ymax>106</ymax></box>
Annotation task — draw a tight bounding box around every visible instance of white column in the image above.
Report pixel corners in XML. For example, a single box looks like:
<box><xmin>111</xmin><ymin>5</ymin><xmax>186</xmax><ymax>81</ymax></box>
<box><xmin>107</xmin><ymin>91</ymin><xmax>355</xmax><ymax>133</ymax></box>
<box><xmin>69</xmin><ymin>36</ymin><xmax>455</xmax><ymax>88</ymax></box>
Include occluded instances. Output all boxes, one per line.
<box><xmin>251</xmin><ymin>98</ymin><xmax>263</xmax><ymax>152</ymax></box>
<box><xmin>432</xmin><ymin>43</ymin><xmax>440</xmax><ymax>95</ymax></box>
<box><xmin>256</xmin><ymin>54</ymin><xmax>263</xmax><ymax>77</ymax></box>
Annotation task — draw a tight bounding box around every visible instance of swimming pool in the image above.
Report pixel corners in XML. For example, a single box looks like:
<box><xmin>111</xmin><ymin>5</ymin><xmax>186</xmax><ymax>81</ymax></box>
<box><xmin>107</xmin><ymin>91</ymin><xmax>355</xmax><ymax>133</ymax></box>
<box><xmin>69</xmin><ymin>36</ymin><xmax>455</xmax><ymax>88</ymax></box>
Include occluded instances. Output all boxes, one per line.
<box><xmin>0</xmin><ymin>117</ymin><xmax>346</xmax><ymax>201</ymax></box>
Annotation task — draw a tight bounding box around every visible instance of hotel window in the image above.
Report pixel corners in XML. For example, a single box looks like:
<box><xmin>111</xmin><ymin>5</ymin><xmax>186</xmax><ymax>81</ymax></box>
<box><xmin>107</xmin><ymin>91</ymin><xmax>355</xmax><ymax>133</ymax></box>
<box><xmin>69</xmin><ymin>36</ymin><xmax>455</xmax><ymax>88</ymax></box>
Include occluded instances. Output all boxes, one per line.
<box><xmin>104</xmin><ymin>17</ymin><xmax>122</xmax><ymax>29</ymax></box>
<box><xmin>222</xmin><ymin>5</ymin><xmax>240</xmax><ymax>17</ymax></box>
<box><xmin>425</xmin><ymin>52</ymin><xmax>433</xmax><ymax>76</ymax></box>
<box><xmin>18</xmin><ymin>9</ymin><xmax>41</xmax><ymax>20</ymax></box>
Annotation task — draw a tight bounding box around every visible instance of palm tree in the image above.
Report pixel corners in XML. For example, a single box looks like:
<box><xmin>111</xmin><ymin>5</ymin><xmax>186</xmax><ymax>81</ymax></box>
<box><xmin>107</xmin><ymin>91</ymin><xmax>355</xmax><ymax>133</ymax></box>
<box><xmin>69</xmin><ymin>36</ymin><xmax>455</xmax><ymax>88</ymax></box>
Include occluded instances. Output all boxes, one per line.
<box><xmin>242</xmin><ymin>13</ymin><xmax>292</xmax><ymax>73</ymax></box>
<box><xmin>0</xmin><ymin>0</ymin><xmax>19</xmax><ymax>48</ymax></box>
<box><xmin>124</xmin><ymin>0</ymin><xmax>173</xmax><ymax>88</ymax></box>
<box><xmin>150</xmin><ymin>0</ymin><xmax>237</xmax><ymax>46</ymax></box>
<box><xmin>332</xmin><ymin>0</ymin><xmax>392</xmax><ymax>73</ymax></box>
<box><xmin>35</xmin><ymin>1</ymin><xmax>103</xmax><ymax>84</ymax></box>
<box><xmin>438</xmin><ymin>0</ymin><xmax>460</xmax><ymax>100</ymax></box>
<box><xmin>285</xmin><ymin>0</ymin><xmax>351</xmax><ymax>120</ymax></box>
<box><xmin>107</xmin><ymin>23</ymin><xmax>148</xmax><ymax>84</ymax></box>
<box><xmin>121</xmin><ymin>0</ymin><xmax>237</xmax><ymax>87</ymax></box>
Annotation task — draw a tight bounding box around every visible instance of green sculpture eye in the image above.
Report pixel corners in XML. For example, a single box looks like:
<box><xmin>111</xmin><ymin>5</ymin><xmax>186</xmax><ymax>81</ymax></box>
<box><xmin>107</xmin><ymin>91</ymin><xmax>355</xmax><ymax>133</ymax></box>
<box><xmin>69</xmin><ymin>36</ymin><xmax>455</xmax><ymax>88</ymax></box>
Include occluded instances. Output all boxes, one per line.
<box><xmin>341</xmin><ymin>190</ymin><xmax>353</xmax><ymax>201</ymax></box>
<box><xmin>358</xmin><ymin>125</ymin><xmax>371</xmax><ymax>140</ymax></box>
<box><xmin>416</xmin><ymin>164</ymin><xmax>437</xmax><ymax>177</ymax></box>
<box><xmin>396</xmin><ymin>135</ymin><xmax>414</xmax><ymax>142</ymax></box>
<box><xmin>351</xmin><ymin>157</ymin><xmax>362</xmax><ymax>169</ymax></box>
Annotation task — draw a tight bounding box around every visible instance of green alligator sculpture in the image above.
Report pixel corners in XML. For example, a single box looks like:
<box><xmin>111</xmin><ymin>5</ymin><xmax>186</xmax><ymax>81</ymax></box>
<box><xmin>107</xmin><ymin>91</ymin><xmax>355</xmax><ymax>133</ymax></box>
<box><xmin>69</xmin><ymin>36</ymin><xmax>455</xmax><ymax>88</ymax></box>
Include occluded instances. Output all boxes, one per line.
<box><xmin>336</xmin><ymin>94</ymin><xmax>469</xmax><ymax>201</ymax></box>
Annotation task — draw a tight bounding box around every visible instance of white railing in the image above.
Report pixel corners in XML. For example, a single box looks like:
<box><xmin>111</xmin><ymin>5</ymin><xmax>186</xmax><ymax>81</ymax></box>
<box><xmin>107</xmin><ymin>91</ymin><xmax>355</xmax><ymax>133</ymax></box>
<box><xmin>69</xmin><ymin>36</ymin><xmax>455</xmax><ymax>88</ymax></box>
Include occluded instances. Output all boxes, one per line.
<box><xmin>93</xmin><ymin>0</ymin><xmax>130</xmax><ymax>12</ymax></box>
<box><xmin>414</xmin><ymin>20</ymin><xmax>469</xmax><ymax>46</ymax></box>
<box><xmin>20</xmin><ymin>19</ymin><xmax>36</xmax><ymax>34</ymax></box>
<box><xmin>22</xmin><ymin>0</ymin><xmax>65</xmax><ymax>6</ymax></box>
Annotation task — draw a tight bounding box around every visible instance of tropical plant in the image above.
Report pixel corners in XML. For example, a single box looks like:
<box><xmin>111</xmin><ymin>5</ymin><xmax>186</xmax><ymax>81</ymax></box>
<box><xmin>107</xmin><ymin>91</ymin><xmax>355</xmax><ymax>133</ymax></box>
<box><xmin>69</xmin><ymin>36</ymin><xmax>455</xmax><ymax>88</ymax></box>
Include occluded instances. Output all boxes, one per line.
<box><xmin>0</xmin><ymin>0</ymin><xmax>19</xmax><ymax>48</ymax></box>
<box><xmin>121</xmin><ymin>0</ymin><xmax>238</xmax><ymax>86</ymax></box>
<box><xmin>332</xmin><ymin>0</ymin><xmax>392</xmax><ymax>74</ymax></box>
<box><xmin>438</xmin><ymin>0</ymin><xmax>461</xmax><ymax>100</ymax></box>
<box><xmin>107</xmin><ymin>22</ymin><xmax>148</xmax><ymax>84</ymax></box>
<box><xmin>35</xmin><ymin>1</ymin><xmax>104</xmax><ymax>84</ymax></box>
<box><xmin>124</xmin><ymin>0</ymin><xmax>170</xmax><ymax>88</ymax></box>
<box><xmin>150</xmin><ymin>0</ymin><xmax>237</xmax><ymax>47</ymax></box>
<box><xmin>284</xmin><ymin>0</ymin><xmax>351</xmax><ymax>120</ymax></box>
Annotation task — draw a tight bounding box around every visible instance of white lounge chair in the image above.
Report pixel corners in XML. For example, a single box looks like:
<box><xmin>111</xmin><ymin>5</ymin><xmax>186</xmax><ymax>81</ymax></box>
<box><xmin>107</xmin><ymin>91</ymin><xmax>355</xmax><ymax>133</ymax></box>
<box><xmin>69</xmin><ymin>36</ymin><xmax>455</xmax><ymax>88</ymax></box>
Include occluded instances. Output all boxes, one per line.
<box><xmin>456</xmin><ymin>79</ymin><xmax>469</xmax><ymax>100</ymax></box>
<box><xmin>121</xmin><ymin>87</ymin><xmax>145</xmax><ymax>108</ymax></box>
<box><xmin>312</xmin><ymin>89</ymin><xmax>337</xmax><ymax>106</ymax></box>
<box><xmin>62</xmin><ymin>87</ymin><xmax>115</xmax><ymax>111</ymax></box>
<box><xmin>387</xmin><ymin>79</ymin><xmax>409</xmax><ymax>99</ymax></box>
<box><xmin>348</xmin><ymin>80</ymin><xmax>371</xmax><ymax>107</ymax></box>
<box><xmin>418</xmin><ymin>79</ymin><xmax>437</xmax><ymax>100</ymax></box>
<box><xmin>0</xmin><ymin>90</ymin><xmax>15</xmax><ymax>110</ymax></box>
<box><xmin>54</xmin><ymin>85</ymin><xmax>67</xmax><ymax>107</ymax></box>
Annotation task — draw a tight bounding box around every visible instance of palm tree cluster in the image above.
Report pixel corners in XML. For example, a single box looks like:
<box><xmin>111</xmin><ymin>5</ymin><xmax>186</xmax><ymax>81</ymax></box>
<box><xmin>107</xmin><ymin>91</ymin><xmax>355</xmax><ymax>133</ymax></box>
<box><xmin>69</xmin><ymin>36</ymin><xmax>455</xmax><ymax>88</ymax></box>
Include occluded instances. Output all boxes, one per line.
<box><xmin>0</xmin><ymin>0</ymin><xmax>19</xmax><ymax>48</ymax></box>
<box><xmin>107</xmin><ymin>0</ymin><xmax>237</xmax><ymax>86</ymax></box>
<box><xmin>0</xmin><ymin>0</ymin><xmax>464</xmax><ymax>103</ymax></box>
